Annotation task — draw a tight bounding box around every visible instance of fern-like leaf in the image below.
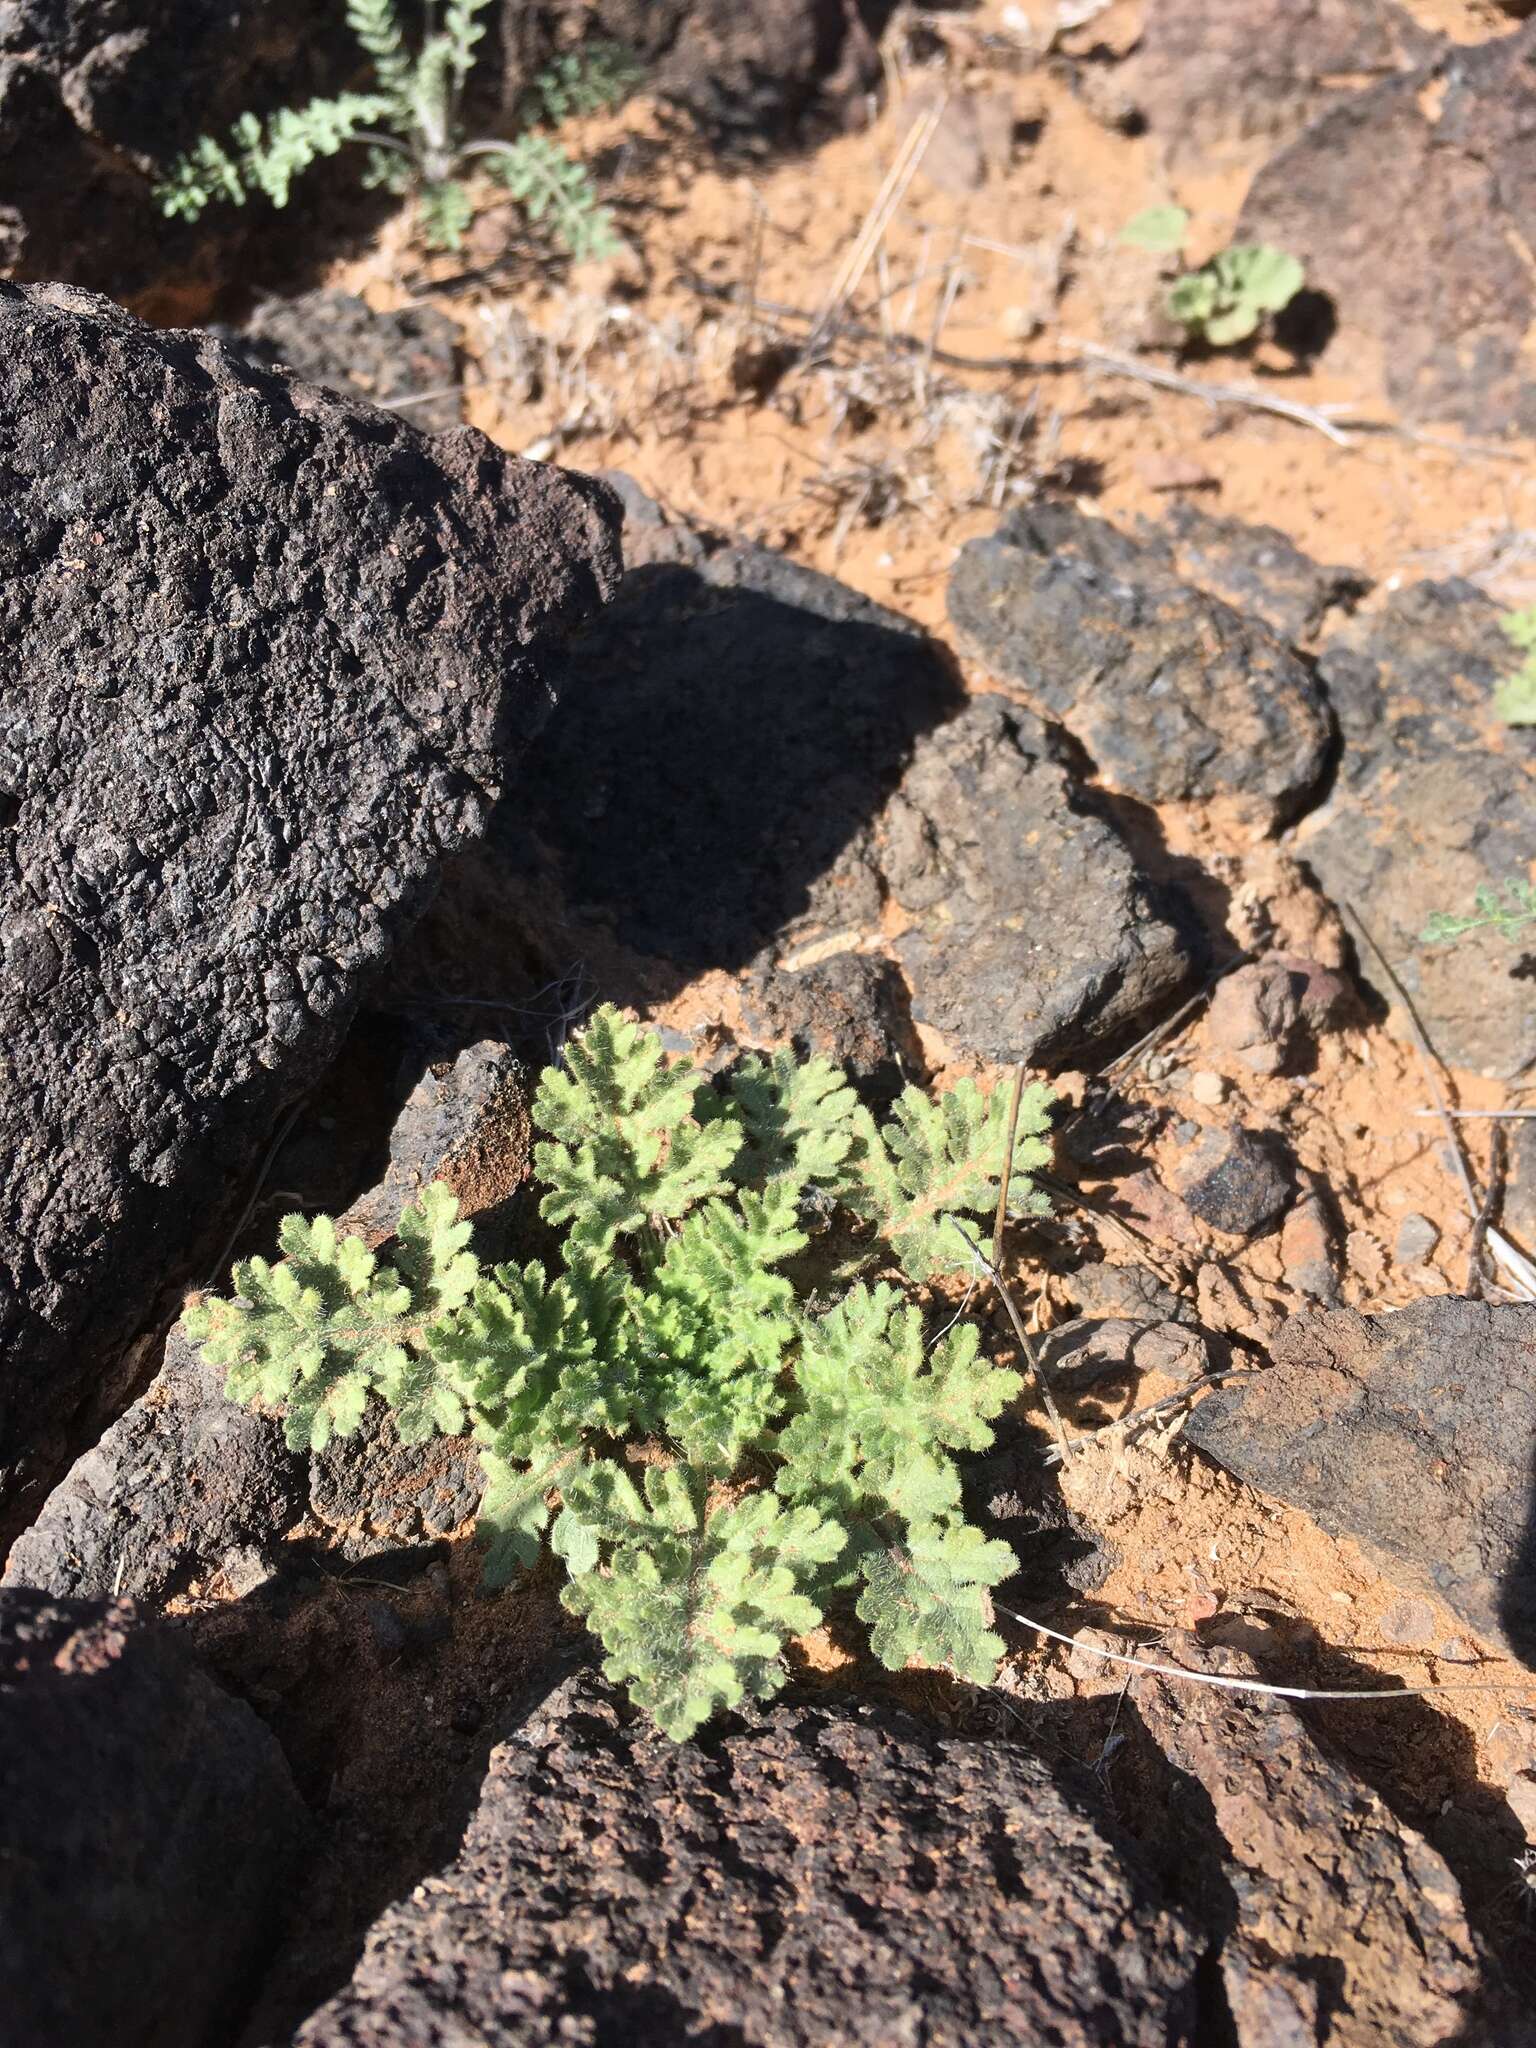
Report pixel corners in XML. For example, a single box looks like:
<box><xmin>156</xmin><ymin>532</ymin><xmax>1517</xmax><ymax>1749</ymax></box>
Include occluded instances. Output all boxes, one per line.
<box><xmin>561</xmin><ymin>1471</ymin><xmax>844</xmax><ymax>1739</ymax></box>
<box><xmin>530</xmin><ymin>43</ymin><xmax>642</xmax><ymax>123</ymax></box>
<box><xmin>719</xmin><ymin>1047</ymin><xmax>861</xmax><ymax>1192</ymax></box>
<box><xmin>478</xmin><ymin>1443</ymin><xmax>587</xmax><ymax>1586</ymax></box>
<box><xmin>345</xmin><ymin>0</ymin><xmax>413</xmax><ymax>104</ymax></box>
<box><xmin>534</xmin><ymin>1005</ymin><xmax>740</xmax><ymax>1249</ymax></box>
<box><xmin>480</xmin><ymin>134</ymin><xmax>620</xmax><ymax>261</ymax></box>
<box><xmin>183</xmin><ymin>1213</ymin><xmax>414</xmax><ymax>1452</ymax></box>
<box><xmin>777</xmin><ymin>1283</ymin><xmax>1019</xmax><ymax>1524</ymax></box>
<box><xmin>847</xmin><ymin>1077</ymin><xmax>1053</xmax><ymax>1281</ymax></box>
<box><xmin>854</xmin><ymin>1518</ymin><xmax>1016</xmax><ymax>1683</ymax></box>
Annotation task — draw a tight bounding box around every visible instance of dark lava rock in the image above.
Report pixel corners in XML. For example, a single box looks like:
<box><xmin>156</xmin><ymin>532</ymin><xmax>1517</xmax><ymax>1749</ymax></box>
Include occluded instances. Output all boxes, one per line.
<box><xmin>1186</xmin><ymin>1299</ymin><xmax>1536</xmax><ymax>1663</ymax></box>
<box><xmin>219</xmin><ymin>291</ymin><xmax>465</xmax><ymax>435</ymax></box>
<box><xmin>509</xmin><ymin>1</ymin><xmax>882</xmax><ymax>143</ymax></box>
<box><xmin>5</xmin><ymin>1038</ymin><xmax>525</xmax><ymax>1598</ymax></box>
<box><xmin>1240</xmin><ymin>22</ymin><xmax>1536</xmax><ymax>436</ymax></box>
<box><xmin>1173</xmin><ymin>1125</ymin><xmax>1294</xmax><ymax>1238</ymax></box>
<box><xmin>1148</xmin><ymin>499</ymin><xmax>1367</xmax><ymax>646</ymax></box>
<box><xmin>0</xmin><ymin>283</ymin><xmax>618</xmax><ymax>1504</ymax></box>
<box><xmin>3</xmin><ymin>1327</ymin><xmax>301</xmax><ymax>1605</ymax></box>
<box><xmin>0</xmin><ymin>1587</ymin><xmax>307</xmax><ymax>2048</ymax></box>
<box><xmin>948</xmin><ymin>502</ymin><xmax>1332</xmax><ymax>824</ymax></box>
<box><xmin>882</xmin><ymin>697</ymin><xmax>1197</xmax><ymax>1066</ymax></box>
<box><xmin>1293</xmin><ymin>579</ymin><xmax>1536</xmax><ymax>1075</ymax></box>
<box><xmin>293</xmin><ymin>1674</ymin><xmax>1199</xmax><ymax>2047</ymax></box>
<box><xmin>1125</xmin><ymin>1630</ymin><xmax>1523</xmax><ymax>2047</ymax></box>
<box><xmin>0</xmin><ymin>0</ymin><xmax>356</xmax><ymax>303</ymax></box>
<box><xmin>479</xmin><ymin>483</ymin><xmax>959</xmax><ymax>981</ymax></box>
<box><xmin>1125</xmin><ymin>0</ymin><xmax>1436</xmax><ymax>159</ymax></box>
<box><xmin>739</xmin><ymin>950</ymin><xmax>920</xmax><ymax>1098</ymax></box>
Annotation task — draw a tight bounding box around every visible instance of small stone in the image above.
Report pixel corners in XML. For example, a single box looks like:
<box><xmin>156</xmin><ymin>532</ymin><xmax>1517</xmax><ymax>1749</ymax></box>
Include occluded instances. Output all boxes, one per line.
<box><xmin>1395</xmin><ymin>1213</ymin><xmax>1440</xmax><ymax>1266</ymax></box>
<box><xmin>1506</xmin><ymin>1770</ymin><xmax>1536</xmax><ymax>1837</ymax></box>
<box><xmin>1174</xmin><ymin>1125</ymin><xmax>1294</xmax><ymax>1238</ymax></box>
<box><xmin>1206</xmin><ymin>960</ymin><xmax>1304</xmax><ymax>1076</ymax></box>
<box><xmin>1379</xmin><ymin>1596</ymin><xmax>1437</xmax><ymax>1647</ymax></box>
<box><xmin>1190</xmin><ymin>1070</ymin><xmax>1228</xmax><ymax>1107</ymax></box>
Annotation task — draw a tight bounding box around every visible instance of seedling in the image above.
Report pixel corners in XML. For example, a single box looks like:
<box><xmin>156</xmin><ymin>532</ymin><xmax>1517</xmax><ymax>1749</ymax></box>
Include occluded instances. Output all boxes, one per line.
<box><xmin>1118</xmin><ymin>207</ymin><xmax>1306</xmax><ymax>348</ymax></box>
<box><xmin>1494</xmin><ymin>605</ymin><xmax>1536</xmax><ymax>727</ymax></box>
<box><xmin>187</xmin><ymin>1007</ymin><xmax>1055</xmax><ymax>1739</ymax></box>
<box><xmin>1422</xmin><ymin>879</ymin><xmax>1536</xmax><ymax>948</ymax></box>
<box><xmin>155</xmin><ymin>0</ymin><xmax>637</xmax><ymax>255</ymax></box>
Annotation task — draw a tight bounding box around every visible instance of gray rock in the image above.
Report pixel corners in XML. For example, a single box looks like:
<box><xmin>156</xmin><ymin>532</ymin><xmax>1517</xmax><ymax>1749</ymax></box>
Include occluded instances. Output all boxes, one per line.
<box><xmin>1395</xmin><ymin>1213</ymin><xmax>1440</xmax><ymax>1266</ymax></box>
<box><xmin>1147</xmin><ymin>500</ymin><xmax>1367</xmax><ymax>645</ymax></box>
<box><xmin>1294</xmin><ymin>580</ymin><xmax>1536</xmax><ymax>1076</ymax></box>
<box><xmin>947</xmin><ymin>502</ymin><xmax>1333</xmax><ymax>824</ymax></box>
<box><xmin>219</xmin><ymin>291</ymin><xmax>465</xmax><ymax>435</ymax></box>
<box><xmin>4</xmin><ymin>1040</ymin><xmax>530</xmax><ymax>1598</ymax></box>
<box><xmin>1125</xmin><ymin>0</ymin><xmax>1436</xmax><ymax>160</ymax></box>
<box><xmin>1240</xmin><ymin>22</ymin><xmax>1536</xmax><ymax>436</ymax></box>
<box><xmin>1126</xmin><ymin>1629</ymin><xmax>1527</xmax><ymax>2047</ymax></box>
<box><xmin>1186</xmin><ymin>1299</ymin><xmax>1536</xmax><ymax>1662</ymax></box>
<box><xmin>0</xmin><ymin>282</ymin><xmax>619</xmax><ymax>1503</ymax></box>
<box><xmin>1174</xmin><ymin>1125</ymin><xmax>1294</xmax><ymax>1238</ymax></box>
<box><xmin>435</xmin><ymin>478</ymin><xmax>959</xmax><ymax>999</ymax></box>
<box><xmin>883</xmin><ymin>697</ymin><xmax>1197</xmax><ymax>1066</ymax></box>
<box><xmin>292</xmin><ymin>1674</ymin><xmax>1200</xmax><ymax>2047</ymax></box>
<box><xmin>739</xmin><ymin>950</ymin><xmax>920</xmax><ymax>1098</ymax></box>
<box><xmin>0</xmin><ymin>1587</ymin><xmax>307</xmax><ymax>2048</ymax></box>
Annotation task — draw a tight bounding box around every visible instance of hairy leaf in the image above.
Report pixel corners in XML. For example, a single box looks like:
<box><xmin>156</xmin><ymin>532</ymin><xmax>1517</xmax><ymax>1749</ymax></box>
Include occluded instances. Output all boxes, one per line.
<box><xmin>854</xmin><ymin>1519</ymin><xmax>1016</xmax><ymax>1683</ymax></box>
<box><xmin>846</xmin><ymin>1077</ymin><xmax>1052</xmax><ymax>1281</ymax></box>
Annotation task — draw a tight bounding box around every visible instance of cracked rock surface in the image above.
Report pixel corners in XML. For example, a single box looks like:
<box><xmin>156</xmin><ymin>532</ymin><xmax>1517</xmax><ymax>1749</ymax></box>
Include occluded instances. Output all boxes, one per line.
<box><xmin>1240</xmin><ymin>20</ymin><xmax>1536</xmax><ymax>437</ymax></box>
<box><xmin>1126</xmin><ymin>1630</ymin><xmax>1528</xmax><ymax>2047</ymax></box>
<box><xmin>1186</xmin><ymin>1298</ymin><xmax>1536</xmax><ymax>1664</ymax></box>
<box><xmin>293</xmin><ymin>1672</ymin><xmax>1200</xmax><ymax>2048</ymax></box>
<box><xmin>1294</xmin><ymin>578</ymin><xmax>1536</xmax><ymax>1076</ymax></box>
<box><xmin>947</xmin><ymin>500</ymin><xmax>1333</xmax><ymax>825</ymax></box>
<box><xmin>883</xmin><ymin>696</ymin><xmax>1197</xmax><ymax>1065</ymax></box>
<box><xmin>0</xmin><ymin>283</ymin><xmax>619</xmax><ymax>1500</ymax></box>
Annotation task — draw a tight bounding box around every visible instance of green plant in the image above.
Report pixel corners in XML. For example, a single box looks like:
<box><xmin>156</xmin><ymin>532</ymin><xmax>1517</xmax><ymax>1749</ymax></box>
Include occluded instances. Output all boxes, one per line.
<box><xmin>1117</xmin><ymin>204</ymin><xmax>1190</xmax><ymax>254</ymax></box>
<box><xmin>1166</xmin><ymin>245</ymin><xmax>1305</xmax><ymax>347</ymax></box>
<box><xmin>186</xmin><ymin>1006</ymin><xmax>1055</xmax><ymax>1739</ymax></box>
<box><xmin>155</xmin><ymin>0</ymin><xmax>637</xmax><ymax>256</ymax></box>
<box><xmin>1493</xmin><ymin>605</ymin><xmax>1536</xmax><ymax>727</ymax></box>
<box><xmin>1421</xmin><ymin>878</ymin><xmax>1536</xmax><ymax>946</ymax></box>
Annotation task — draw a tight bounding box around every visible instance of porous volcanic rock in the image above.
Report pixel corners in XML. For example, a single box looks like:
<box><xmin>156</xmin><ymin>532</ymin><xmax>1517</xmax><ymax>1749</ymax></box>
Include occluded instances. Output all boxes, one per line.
<box><xmin>219</xmin><ymin>290</ymin><xmax>465</xmax><ymax>435</ymax></box>
<box><xmin>1240</xmin><ymin>21</ymin><xmax>1536</xmax><ymax>436</ymax></box>
<box><xmin>1148</xmin><ymin>499</ymin><xmax>1366</xmax><ymax>646</ymax></box>
<box><xmin>1125</xmin><ymin>0</ymin><xmax>1436</xmax><ymax>159</ymax></box>
<box><xmin>0</xmin><ymin>1587</ymin><xmax>307</xmax><ymax>2048</ymax></box>
<box><xmin>1294</xmin><ymin>579</ymin><xmax>1536</xmax><ymax>1076</ymax></box>
<box><xmin>0</xmin><ymin>282</ymin><xmax>619</xmax><ymax>1506</ymax></box>
<box><xmin>1126</xmin><ymin>1630</ymin><xmax>1525</xmax><ymax>2046</ymax></box>
<box><xmin>4</xmin><ymin>1037</ymin><xmax>525</xmax><ymax>1599</ymax></box>
<box><xmin>881</xmin><ymin>696</ymin><xmax>1197</xmax><ymax>1066</ymax></box>
<box><xmin>477</xmin><ymin>482</ymin><xmax>960</xmax><ymax>979</ymax></box>
<box><xmin>948</xmin><ymin>502</ymin><xmax>1333</xmax><ymax>824</ymax></box>
<box><xmin>292</xmin><ymin>1674</ymin><xmax>1200</xmax><ymax>2047</ymax></box>
<box><xmin>1186</xmin><ymin>1299</ymin><xmax>1536</xmax><ymax>1664</ymax></box>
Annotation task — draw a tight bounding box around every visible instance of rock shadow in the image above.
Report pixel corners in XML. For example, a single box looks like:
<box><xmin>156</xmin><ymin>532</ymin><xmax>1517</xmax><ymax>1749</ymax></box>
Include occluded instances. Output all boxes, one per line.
<box><xmin>405</xmin><ymin>535</ymin><xmax>964</xmax><ymax>1013</ymax></box>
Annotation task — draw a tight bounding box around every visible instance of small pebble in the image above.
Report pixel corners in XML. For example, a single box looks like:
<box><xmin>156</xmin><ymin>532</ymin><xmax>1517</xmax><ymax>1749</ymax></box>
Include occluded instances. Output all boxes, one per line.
<box><xmin>1190</xmin><ymin>1070</ymin><xmax>1228</xmax><ymax>1107</ymax></box>
<box><xmin>1507</xmin><ymin>1770</ymin><xmax>1536</xmax><ymax>1837</ymax></box>
<box><xmin>1379</xmin><ymin>1595</ymin><xmax>1436</xmax><ymax>1647</ymax></box>
<box><xmin>1395</xmin><ymin>1212</ymin><xmax>1440</xmax><ymax>1265</ymax></box>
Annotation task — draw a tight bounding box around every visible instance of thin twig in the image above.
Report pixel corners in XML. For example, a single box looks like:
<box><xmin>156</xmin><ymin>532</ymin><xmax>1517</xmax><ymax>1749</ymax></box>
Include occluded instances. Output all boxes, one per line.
<box><xmin>204</xmin><ymin>1099</ymin><xmax>307</xmax><ymax>1286</ymax></box>
<box><xmin>948</xmin><ymin>1219</ymin><xmax>1071</xmax><ymax>1456</ymax></box>
<box><xmin>807</xmin><ymin>96</ymin><xmax>946</xmax><ymax>357</ymax></box>
<box><xmin>992</xmin><ymin>1063</ymin><xmax>1027</xmax><ymax>1270</ymax></box>
<box><xmin>1468</xmin><ymin>1127</ymin><xmax>1507</xmax><ymax>1296</ymax></box>
<box><xmin>1412</xmin><ymin>1107</ymin><xmax>1536</xmax><ymax>1120</ymax></box>
<box><xmin>995</xmin><ymin>1602</ymin><xmax>1535</xmax><ymax>1700</ymax></box>
<box><xmin>1040</xmin><ymin>1365</ymin><xmax>1255</xmax><ymax>1465</ymax></box>
<box><xmin>1065</xmin><ymin>338</ymin><xmax>1359</xmax><ymax>447</ymax></box>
